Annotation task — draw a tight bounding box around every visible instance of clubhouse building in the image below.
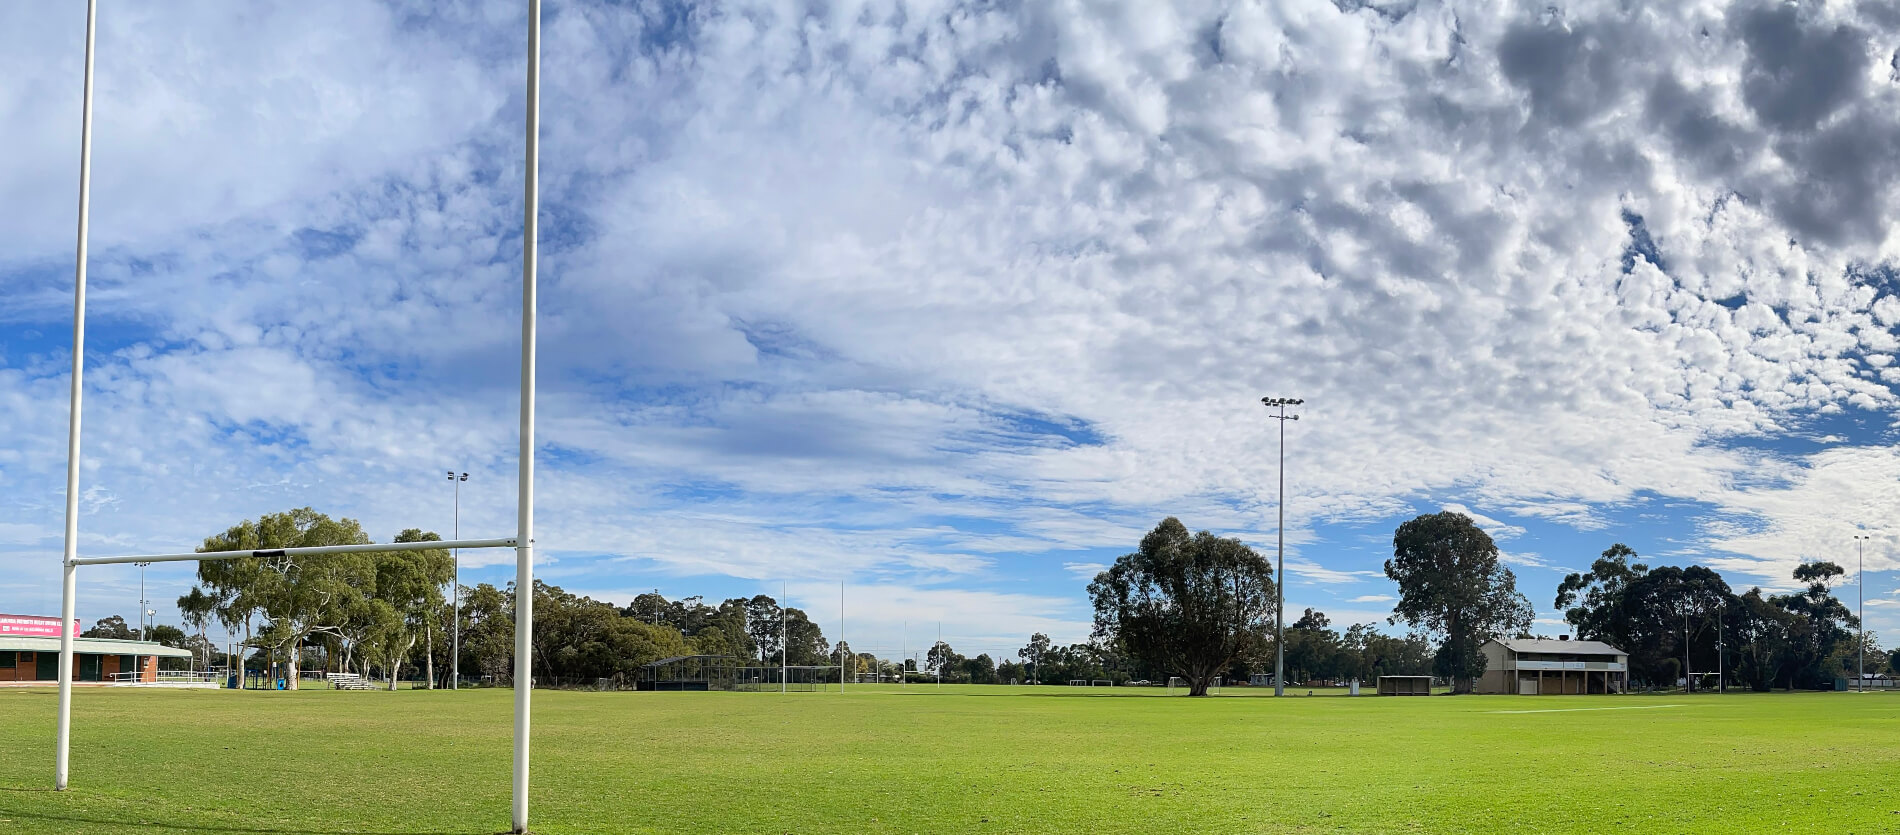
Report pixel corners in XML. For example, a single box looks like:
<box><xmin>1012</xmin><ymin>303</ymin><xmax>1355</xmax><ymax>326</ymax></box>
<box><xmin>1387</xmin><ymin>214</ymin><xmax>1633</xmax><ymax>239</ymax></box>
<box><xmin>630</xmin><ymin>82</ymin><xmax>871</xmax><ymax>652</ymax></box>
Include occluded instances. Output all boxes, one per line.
<box><xmin>0</xmin><ymin>613</ymin><xmax>191</xmax><ymax>685</ymax></box>
<box><xmin>1475</xmin><ymin>637</ymin><xmax>1628</xmax><ymax>695</ymax></box>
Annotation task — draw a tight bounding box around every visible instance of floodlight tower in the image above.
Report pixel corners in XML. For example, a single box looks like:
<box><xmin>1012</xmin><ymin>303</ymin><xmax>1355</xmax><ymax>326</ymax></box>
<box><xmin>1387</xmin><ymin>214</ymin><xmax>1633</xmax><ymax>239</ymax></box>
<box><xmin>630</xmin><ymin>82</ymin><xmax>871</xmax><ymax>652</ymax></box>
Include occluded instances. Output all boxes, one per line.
<box><xmin>1853</xmin><ymin>533</ymin><xmax>1870</xmax><ymax>693</ymax></box>
<box><xmin>1261</xmin><ymin>396</ymin><xmax>1302</xmax><ymax>697</ymax></box>
<box><xmin>449</xmin><ymin>470</ymin><xmax>467</xmax><ymax>689</ymax></box>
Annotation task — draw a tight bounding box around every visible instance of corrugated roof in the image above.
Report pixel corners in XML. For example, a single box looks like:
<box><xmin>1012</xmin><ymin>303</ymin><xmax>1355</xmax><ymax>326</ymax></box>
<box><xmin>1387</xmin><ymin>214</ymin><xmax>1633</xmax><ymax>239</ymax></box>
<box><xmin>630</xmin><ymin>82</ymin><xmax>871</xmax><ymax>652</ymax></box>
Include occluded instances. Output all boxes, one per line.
<box><xmin>0</xmin><ymin>636</ymin><xmax>192</xmax><ymax>657</ymax></box>
<box><xmin>1495</xmin><ymin>637</ymin><xmax>1623</xmax><ymax>656</ymax></box>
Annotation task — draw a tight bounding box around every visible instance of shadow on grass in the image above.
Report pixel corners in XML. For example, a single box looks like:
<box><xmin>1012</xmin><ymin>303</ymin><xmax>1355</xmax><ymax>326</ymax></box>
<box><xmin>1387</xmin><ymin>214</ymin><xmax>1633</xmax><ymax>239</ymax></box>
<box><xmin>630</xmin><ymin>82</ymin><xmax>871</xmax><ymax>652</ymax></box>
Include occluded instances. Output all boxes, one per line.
<box><xmin>0</xmin><ymin>804</ymin><xmax>509</xmax><ymax>835</ymax></box>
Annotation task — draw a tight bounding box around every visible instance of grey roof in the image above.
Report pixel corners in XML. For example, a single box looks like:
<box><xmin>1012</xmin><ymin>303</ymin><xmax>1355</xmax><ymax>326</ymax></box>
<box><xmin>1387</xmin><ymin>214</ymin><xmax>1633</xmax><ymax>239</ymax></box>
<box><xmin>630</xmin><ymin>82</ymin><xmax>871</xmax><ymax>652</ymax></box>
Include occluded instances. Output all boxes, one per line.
<box><xmin>0</xmin><ymin>636</ymin><xmax>192</xmax><ymax>658</ymax></box>
<box><xmin>1495</xmin><ymin>637</ymin><xmax>1623</xmax><ymax>656</ymax></box>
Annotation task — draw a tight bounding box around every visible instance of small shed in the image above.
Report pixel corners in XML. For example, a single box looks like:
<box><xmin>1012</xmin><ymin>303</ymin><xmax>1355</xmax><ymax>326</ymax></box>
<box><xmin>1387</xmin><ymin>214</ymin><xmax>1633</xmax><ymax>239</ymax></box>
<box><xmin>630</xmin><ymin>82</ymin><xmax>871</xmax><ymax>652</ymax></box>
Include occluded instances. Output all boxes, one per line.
<box><xmin>1377</xmin><ymin>675</ymin><xmax>1432</xmax><ymax>696</ymax></box>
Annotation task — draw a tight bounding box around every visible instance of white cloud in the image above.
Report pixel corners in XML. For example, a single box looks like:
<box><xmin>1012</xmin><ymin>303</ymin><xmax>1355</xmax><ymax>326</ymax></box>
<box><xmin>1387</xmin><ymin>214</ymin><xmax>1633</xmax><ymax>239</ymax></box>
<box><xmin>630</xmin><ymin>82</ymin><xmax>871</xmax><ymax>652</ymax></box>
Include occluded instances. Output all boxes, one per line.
<box><xmin>1062</xmin><ymin>562</ymin><xmax>1109</xmax><ymax>579</ymax></box>
<box><xmin>1285</xmin><ymin>558</ymin><xmax>1382</xmax><ymax>585</ymax></box>
<box><xmin>9</xmin><ymin>0</ymin><xmax>1900</xmax><ymax>644</ymax></box>
<box><xmin>1347</xmin><ymin>594</ymin><xmax>1395</xmax><ymax>604</ymax></box>
<box><xmin>1442</xmin><ymin>504</ymin><xmax>1527</xmax><ymax>540</ymax></box>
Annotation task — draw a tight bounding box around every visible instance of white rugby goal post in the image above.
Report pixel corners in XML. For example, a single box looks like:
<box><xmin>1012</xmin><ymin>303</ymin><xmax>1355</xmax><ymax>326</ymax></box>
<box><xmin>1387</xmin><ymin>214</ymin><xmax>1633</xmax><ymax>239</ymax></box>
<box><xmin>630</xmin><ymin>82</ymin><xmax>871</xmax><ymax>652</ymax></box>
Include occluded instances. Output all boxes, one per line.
<box><xmin>51</xmin><ymin>3</ymin><xmax>547</xmax><ymax>833</ymax></box>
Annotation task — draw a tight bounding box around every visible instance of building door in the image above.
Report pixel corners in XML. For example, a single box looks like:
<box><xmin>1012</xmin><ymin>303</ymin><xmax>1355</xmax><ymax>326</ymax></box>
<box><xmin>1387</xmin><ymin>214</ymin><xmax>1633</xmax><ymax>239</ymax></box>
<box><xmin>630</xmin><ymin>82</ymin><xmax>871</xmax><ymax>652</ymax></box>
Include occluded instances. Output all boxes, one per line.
<box><xmin>79</xmin><ymin>654</ymin><xmax>102</xmax><ymax>682</ymax></box>
<box><xmin>1518</xmin><ymin>677</ymin><xmax>1538</xmax><ymax>695</ymax></box>
<box><xmin>121</xmin><ymin>655</ymin><xmax>139</xmax><ymax>681</ymax></box>
<box><xmin>35</xmin><ymin>652</ymin><xmax>58</xmax><ymax>681</ymax></box>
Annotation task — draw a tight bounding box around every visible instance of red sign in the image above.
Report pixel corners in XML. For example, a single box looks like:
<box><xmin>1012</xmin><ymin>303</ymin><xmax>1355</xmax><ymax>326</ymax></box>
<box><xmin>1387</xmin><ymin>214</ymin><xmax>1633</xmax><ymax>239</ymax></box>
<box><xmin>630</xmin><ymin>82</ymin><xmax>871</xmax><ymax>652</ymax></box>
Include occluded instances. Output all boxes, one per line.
<box><xmin>0</xmin><ymin>614</ymin><xmax>80</xmax><ymax>637</ymax></box>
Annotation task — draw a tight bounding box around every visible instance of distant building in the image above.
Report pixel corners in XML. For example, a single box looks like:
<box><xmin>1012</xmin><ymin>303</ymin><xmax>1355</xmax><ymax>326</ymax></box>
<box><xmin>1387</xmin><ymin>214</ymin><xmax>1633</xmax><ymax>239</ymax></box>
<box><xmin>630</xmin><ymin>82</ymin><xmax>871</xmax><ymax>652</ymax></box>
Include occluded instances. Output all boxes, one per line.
<box><xmin>1475</xmin><ymin>637</ymin><xmax>1628</xmax><ymax>695</ymax></box>
<box><xmin>0</xmin><ymin>613</ymin><xmax>191</xmax><ymax>685</ymax></box>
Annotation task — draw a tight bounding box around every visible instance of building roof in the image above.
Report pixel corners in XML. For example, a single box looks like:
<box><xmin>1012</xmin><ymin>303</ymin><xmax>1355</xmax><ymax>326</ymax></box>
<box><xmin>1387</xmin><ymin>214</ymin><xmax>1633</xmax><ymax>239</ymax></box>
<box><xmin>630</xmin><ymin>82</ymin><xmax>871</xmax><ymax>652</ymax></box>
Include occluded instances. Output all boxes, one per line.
<box><xmin>1493</xmin><ymin>637</ymin><xmax>1624</xmax><ymax>656</ymax></box>
<box><xmin>0</xmin><ymin>636</ymin><xmax>192</xmax><ymax>658</ymax></box>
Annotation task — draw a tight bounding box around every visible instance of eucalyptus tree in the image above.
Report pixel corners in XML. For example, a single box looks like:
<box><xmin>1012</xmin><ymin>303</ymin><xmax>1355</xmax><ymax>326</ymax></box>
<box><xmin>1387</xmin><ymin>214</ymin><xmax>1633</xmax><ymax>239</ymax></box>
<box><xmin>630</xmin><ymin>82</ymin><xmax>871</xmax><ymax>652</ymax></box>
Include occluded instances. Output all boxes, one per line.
<box><xmin>1087</xmin><ymin>517</ymin><xmax>1276</xmax><ymax>696</ymax></box>
<box><xmin>1774</xmin><ymin>561</ymin><xmax>1858</xmax><ymax>689</ymax></box>
<box><xmin>192</xmin><ymin>508</ymin><xmax>374</xmax><ymax>689</ymax></box>
<box><xmin>375</xmin><ymin>529</ymin><xmax>452</xmax><ymax>688</ymax></box>
<box><xmin>1553</xmin><ymin>543</ymin><xmax>1648</xmax><ymax>649</ymax></box>
<box><xmin>1385</xmin><ymin>512</ymin><xmax>1533</xmax><ymax>693</ymax></box>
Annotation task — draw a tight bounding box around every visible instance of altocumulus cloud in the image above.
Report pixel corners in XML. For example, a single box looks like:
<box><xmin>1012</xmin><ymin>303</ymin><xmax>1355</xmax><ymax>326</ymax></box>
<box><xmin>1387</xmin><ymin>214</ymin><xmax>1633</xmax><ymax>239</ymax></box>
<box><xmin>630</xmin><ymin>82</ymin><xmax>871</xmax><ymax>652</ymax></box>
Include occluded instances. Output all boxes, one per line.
<box><xmin>5</xmin><ymin>1</ymin><xmax>1900</xmax><ymax>643</ymax></box>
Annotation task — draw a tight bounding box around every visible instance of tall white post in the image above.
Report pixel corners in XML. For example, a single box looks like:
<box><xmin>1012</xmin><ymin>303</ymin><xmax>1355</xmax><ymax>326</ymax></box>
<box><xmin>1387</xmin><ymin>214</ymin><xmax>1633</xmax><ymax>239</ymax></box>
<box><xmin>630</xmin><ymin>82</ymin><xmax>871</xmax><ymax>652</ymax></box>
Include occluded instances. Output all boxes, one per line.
<box><xmin>452</xmin><ymin>472</ymin><xmax>463</xmax><ymax>690</ymax></box>
<box><xmin>1262</xmin><ymin>397</ymin><xmax>1300</xmax><ymax>696</ymax></box>
<box><xmin>56</xmin><ymin>0</ymin><xmax>99</xmax><ymax>793</ymax></box>
<box><xmin>843</xmin><ymin>582</ymin><xmax>851</xmax><ymax>692</ymax></box>
<box><xmin>512</xmin><ymin>1</ymin><xmax>540</xmax><ymax>831</ymax></box>
<box><xmin>780</xmin><ymin>582</ymin><xmax>787</xmax><ymax>694</ymax></box>
<box><xmin>1274</xmin><ymin>405</ymin><xmax>1286</xmax><ymax>697</ymax></box>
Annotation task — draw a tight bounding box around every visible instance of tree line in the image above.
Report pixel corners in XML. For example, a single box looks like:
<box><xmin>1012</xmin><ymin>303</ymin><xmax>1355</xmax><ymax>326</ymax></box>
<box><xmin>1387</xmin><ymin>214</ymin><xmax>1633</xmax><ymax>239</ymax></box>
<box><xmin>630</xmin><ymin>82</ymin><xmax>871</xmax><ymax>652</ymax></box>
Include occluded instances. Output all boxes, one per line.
<box><xmin>1554</xmin><ymin>543</ymin><xmax>1879</xmax><ymax>691</ymax></box>
<box><xmin>111</xmin><ymin>507</ymin><xmax>1892</xmax><ymax>695</ymax></box>
<box><xmin>1087</xmin><ymin>512</ymin><xmax>1889</xmax><ymax>695</ymax></box>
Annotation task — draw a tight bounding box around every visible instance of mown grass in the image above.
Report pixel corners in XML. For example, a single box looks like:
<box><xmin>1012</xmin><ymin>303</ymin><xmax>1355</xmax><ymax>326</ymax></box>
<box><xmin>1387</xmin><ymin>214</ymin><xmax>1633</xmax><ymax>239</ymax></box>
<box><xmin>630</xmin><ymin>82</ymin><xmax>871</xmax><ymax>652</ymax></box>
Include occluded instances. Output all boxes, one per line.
<box><xmin>1</xmin><ymin>685</ymin><xmax>1895</xmax><ymax>834</ymax></box>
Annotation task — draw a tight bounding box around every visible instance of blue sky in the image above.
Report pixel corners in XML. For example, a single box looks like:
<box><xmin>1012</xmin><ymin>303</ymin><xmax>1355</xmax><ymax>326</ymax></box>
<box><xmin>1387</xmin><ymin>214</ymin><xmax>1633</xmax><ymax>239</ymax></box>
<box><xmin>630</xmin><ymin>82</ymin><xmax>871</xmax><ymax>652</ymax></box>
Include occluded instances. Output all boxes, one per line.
<box><xmin>5</xmin><ymin>0</ymin><xmax>1900</xmax><ymax>664</ymax></box>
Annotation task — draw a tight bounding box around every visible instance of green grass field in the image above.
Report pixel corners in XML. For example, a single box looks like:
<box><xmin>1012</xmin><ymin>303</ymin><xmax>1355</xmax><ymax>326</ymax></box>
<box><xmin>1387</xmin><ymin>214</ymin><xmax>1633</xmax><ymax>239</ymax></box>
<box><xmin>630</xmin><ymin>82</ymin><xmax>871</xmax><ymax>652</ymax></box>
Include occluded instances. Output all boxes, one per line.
<box><xmin>1</xmin><ymin>685</ymin><xmax>1896</xmax><ymax>834</ymax></box>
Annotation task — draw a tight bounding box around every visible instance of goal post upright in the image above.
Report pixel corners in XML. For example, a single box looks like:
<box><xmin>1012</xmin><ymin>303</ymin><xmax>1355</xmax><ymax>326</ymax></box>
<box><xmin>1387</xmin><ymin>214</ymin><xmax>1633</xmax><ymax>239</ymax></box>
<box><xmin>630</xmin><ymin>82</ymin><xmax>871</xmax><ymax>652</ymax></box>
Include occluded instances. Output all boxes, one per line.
<box><xmin>512</xmin><ymin>0</ymin><xmax>541</xmax><ymax>832</ymax></box>
<box><xmin>55</xmin><ymin>0</ymin><xmax>98</xmax><ymax>794</ymax></box>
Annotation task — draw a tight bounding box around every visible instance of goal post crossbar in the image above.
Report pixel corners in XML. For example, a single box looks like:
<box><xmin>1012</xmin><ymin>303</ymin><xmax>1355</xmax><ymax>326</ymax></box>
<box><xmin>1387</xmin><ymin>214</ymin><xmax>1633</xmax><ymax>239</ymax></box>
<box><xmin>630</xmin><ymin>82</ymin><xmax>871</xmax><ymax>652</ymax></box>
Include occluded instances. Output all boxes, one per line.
<box><xmin>69</xmin><ymin>537</ymin><xmax>519</xmax><ymax>566</ymax></box>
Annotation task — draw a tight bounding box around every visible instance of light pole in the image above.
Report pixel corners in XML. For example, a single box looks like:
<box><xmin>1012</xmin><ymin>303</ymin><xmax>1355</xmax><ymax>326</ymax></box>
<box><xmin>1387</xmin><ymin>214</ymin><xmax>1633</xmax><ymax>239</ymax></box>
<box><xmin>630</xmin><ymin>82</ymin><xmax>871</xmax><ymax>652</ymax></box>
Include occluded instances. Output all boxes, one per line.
<box><xmin>1261</xmin><ymin>396</ymin><xmax>1302</xmax><ymax>697</ymax></box>
<box><xmin>449</xmin><ymin>471</ymin><xmax>467</xmax><ymax>689</ymax></box>
<box><xmin>783</xmin><ymin>584</ymin><xmax>789</xmax><ymax>694</ymax></box>
<box><xmin>1853</xmin><ymin>533</ymin><xmax>1870</xmax><ymax>693</ymax></box>
<box><xmin>1716</xmin><ymin>598</ymin><xmax>1724</xmax><ymax>695</ymax></box>
<box><xmin>136</xmin><ymin>561</ymin><xmax>150</xmax><ymax>641</ymax></box>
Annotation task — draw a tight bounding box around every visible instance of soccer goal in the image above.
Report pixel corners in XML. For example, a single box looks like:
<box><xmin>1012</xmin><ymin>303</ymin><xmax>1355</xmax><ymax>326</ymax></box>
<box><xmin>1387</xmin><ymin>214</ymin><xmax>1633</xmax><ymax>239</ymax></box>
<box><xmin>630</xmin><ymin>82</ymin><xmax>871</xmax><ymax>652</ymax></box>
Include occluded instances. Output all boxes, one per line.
<box><xmin>49</xmin><ymin>3</ymin><xmax>548</xmax><ymax>833</ymax></box>
<box><xmin>1167</xmin><ymin>676</ymin><xmax>1185</xmax><ymax>695</ymax></box>
<box><xmin>1069</xmin><ymin>679</ymin><xmax>1088</xmax><ymax>686</ymax></box>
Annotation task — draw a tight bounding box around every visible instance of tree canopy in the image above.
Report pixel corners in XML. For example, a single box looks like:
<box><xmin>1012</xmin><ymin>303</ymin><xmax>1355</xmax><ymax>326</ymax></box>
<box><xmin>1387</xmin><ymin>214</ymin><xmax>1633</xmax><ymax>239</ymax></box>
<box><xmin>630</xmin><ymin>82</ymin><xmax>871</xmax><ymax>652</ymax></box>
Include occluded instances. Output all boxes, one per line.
<box><xmin>1087</xmin><ymin>517</ymin><xmax>1275</xmax><ymax>696</ymax></box>
<box><xmin>1385</xmin><ymin>512</ymin><xmax>1533</xmax><ymax>693</ymax></box>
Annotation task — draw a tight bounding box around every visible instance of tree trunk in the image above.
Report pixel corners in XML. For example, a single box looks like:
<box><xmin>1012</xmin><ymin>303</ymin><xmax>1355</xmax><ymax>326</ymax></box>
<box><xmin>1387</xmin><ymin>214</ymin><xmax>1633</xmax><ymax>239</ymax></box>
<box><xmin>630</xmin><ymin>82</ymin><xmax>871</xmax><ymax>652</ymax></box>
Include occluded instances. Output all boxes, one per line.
<box><xmin>424</xmin><ymin>621</ymin><xmax>435</xmax><ymax>690</ymax></box>
<box><xmin>288</xmin><ymin>642</ymin><xmax>300</xmax><ymax>690</ymax></box>
<box><xmin>389</xmin><ymin>635</ymin><xmax>416</xmax><ymax>691</ymax></box>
